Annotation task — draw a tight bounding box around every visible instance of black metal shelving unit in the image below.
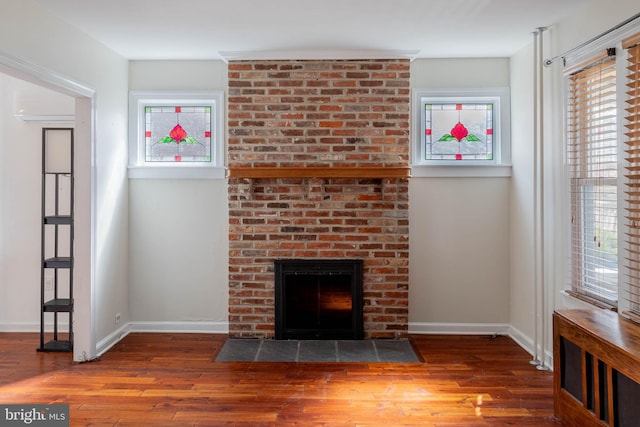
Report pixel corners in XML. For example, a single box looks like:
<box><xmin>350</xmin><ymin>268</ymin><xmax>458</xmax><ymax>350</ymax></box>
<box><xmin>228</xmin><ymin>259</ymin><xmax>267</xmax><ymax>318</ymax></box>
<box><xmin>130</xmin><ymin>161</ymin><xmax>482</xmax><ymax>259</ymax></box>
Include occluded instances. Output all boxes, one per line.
<box><xmin>38</xmin><ymin>128</ymin><xmax>74</xmax><ymax>352</ymax></box>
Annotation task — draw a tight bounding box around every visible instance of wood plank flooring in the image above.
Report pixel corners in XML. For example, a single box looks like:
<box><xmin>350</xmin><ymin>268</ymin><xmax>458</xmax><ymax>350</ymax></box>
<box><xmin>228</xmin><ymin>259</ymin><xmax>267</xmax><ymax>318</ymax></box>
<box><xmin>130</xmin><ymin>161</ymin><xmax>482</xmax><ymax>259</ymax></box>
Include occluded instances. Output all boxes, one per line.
<box><xmin>0</xmin><ymin>333</ymin><xmax>560</xmax><ymax>426</ymax></box>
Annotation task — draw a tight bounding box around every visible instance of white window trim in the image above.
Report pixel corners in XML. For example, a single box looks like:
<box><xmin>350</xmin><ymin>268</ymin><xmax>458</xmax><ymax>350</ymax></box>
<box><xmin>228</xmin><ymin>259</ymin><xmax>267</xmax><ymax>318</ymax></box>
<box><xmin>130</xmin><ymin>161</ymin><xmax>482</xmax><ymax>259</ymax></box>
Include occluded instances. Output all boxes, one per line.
<box><xmin>128</xmin><ymin>90</ymin><xmax>225</xmax><ymax>179</ymax></box>
<box><xmin>411</xmin><ymin>87</ymin><xmax>511</xmax><ymax>178</ymax></box>
<box><xmin>560</xmin><ymin>20</ymin><xmax>640</xmax><ymax>318</ymax></box>
<box><xmin>560</xmin><ymin>38</ymin><xmax>634</xmax><ymax>313</ymax></box>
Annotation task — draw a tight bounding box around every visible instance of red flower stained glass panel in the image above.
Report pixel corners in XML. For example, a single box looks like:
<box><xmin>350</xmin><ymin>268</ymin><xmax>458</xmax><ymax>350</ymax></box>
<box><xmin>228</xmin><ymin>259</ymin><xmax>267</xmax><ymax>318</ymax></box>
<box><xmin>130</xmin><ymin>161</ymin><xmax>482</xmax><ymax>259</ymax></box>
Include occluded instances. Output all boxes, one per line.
<box><xmin>423</xmin><ymin>102</ymin><xmax>494</xmax><ymax>161</ymax></box>
<box><xmin>169</xmin><ymin>124</ymin><xmax>187</xmax><ymax>143</ymax></box>
<box><xmin>144</xmin><ymin>105</ymin><xmax>213</xmax><ymax>163</ymax></box>
<box><xmin>450</xmin><ymin>122</ymin><xmax>469</xmax><ymax>142</ymax></box>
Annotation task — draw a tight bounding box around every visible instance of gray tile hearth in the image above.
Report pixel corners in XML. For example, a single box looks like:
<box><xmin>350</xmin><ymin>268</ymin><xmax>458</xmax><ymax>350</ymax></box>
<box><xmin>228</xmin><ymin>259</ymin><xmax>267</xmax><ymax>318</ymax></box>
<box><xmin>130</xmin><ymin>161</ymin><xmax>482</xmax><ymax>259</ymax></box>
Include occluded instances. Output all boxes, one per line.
<box><xmin>216</xmin><ymin>339</ymin><xmax>421</xmax><ymax>363</ymax></box>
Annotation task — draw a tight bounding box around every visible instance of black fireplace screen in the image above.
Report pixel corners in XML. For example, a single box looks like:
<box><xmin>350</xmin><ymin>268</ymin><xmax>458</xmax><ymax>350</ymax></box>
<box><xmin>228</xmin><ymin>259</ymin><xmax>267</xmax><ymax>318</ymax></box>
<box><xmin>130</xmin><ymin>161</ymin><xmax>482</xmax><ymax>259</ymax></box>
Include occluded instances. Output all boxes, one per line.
<box><xmin>275</xmin><ymin>259</ymin><xmax>363</xmax><ymax>340</ymax></box>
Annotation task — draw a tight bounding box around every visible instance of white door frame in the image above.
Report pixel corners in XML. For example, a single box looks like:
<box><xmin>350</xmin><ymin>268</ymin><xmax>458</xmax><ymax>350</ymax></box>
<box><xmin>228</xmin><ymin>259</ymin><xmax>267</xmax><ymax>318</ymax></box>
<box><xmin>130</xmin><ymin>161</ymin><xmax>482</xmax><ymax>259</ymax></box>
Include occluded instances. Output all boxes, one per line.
<box><xmin>0</xmin><ymin>49</ymin><xmax>97</xmax><ymax>361</ymax></box>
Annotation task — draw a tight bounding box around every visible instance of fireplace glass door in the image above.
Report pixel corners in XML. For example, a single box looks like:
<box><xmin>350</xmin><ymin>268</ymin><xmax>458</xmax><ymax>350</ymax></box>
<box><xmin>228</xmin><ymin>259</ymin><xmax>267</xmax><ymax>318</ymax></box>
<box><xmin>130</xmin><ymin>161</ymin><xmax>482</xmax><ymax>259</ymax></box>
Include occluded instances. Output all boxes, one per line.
<box><xmin>275</xmin><ymin>259</ymin><xmax>363</xmax><ymax>340</ymax></box>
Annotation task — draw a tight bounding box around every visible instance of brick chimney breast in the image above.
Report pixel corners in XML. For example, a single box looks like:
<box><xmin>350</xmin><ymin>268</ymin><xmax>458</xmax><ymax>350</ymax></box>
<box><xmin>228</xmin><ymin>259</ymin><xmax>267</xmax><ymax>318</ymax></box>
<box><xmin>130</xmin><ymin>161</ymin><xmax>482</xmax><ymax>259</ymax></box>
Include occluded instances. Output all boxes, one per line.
<box><xmin>227</xmin><ymin>59</ymin><xmax>410</xmax><ymax>339</ymax></box>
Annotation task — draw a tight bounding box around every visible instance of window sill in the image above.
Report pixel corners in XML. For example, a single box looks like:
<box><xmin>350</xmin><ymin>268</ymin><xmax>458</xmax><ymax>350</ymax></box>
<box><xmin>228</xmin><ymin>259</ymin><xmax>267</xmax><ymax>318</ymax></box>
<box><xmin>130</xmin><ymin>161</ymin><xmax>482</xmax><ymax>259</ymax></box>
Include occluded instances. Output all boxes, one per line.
<box><xmin>128</xmin><ymin>166</ymin><xmax>226</xmax><ymax>179</ymax></box>
<box><xmin>560</xmin><ymin>290</ymin><xmax>617</xmax><ymax>311</ymax></box>
<box><xmin>410</xmin><ymin>164</ymin><xmax>512</xmax><ymax>178</ymax></box>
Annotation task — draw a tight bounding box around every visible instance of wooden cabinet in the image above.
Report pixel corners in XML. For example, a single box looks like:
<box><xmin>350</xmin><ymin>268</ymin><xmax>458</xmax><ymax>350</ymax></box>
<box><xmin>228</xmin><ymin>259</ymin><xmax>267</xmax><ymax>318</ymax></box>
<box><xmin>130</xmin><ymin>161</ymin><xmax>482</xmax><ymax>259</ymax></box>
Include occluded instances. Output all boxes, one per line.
<box><xmin>553</xmin><ymin>309</ymin><xmax>640</xmax><ymax>426</ymax></box>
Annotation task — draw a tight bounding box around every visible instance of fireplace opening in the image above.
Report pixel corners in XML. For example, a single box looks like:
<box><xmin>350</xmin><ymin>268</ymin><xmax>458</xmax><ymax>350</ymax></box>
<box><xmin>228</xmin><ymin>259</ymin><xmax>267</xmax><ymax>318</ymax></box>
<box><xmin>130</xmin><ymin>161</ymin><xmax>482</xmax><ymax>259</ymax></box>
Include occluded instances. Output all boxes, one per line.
<box><xmin>275</xmin><ymin>259</ymin><xmax>363</xmax><ymax>340</ymax></box>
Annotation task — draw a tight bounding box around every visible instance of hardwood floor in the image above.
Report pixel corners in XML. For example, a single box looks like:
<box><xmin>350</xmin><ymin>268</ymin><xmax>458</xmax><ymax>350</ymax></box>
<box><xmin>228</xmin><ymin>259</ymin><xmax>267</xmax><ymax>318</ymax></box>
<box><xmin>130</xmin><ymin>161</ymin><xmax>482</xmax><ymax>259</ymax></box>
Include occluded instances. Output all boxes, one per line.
<box><xmin>0</xmin><ymin>333</ymin><xmax>560</xmax><ymax>426</ymax></box>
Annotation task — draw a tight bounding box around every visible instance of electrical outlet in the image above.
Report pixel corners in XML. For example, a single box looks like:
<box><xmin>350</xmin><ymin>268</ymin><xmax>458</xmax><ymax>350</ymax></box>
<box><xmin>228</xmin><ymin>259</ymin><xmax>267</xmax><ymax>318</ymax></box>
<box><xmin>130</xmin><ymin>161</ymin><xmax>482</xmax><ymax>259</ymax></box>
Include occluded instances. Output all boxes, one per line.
<box><xmin>45</xmin><ymin>277</ymin><xmax>54</xmax><ymax>291</ymax></box>
<box><xmin>115</xmin><ymin>313</ymin><xmax>121</xmax><ymax>325</ymax></box>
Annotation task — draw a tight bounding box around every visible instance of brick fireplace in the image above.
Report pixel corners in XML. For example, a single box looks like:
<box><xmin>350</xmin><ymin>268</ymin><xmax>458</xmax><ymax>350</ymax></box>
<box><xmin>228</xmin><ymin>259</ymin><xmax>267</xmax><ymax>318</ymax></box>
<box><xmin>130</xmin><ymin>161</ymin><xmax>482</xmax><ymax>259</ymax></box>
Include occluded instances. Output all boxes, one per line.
<box><xmin>227</xmin><ymin>59</ymin><xmax>410</xmax><ymax>339</ymax></box>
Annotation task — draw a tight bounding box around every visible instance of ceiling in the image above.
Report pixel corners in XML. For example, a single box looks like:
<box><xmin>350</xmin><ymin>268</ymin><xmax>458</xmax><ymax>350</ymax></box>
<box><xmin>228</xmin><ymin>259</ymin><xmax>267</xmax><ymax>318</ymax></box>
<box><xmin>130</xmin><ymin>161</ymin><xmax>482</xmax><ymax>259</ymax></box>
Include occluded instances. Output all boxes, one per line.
<box><xmin>33</xmin><ymin>0</ymin><xmax>594</xmax><ymax>61</ymax></box>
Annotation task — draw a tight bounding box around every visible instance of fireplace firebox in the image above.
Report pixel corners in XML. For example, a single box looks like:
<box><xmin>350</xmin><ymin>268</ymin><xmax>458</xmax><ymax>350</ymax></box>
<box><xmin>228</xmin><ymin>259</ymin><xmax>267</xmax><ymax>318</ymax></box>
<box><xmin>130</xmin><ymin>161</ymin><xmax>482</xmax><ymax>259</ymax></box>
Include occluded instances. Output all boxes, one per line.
<box><xmin>275</xmin><ymin>259</ymin><xmax>363</xmax><ymax>340</ymax></box>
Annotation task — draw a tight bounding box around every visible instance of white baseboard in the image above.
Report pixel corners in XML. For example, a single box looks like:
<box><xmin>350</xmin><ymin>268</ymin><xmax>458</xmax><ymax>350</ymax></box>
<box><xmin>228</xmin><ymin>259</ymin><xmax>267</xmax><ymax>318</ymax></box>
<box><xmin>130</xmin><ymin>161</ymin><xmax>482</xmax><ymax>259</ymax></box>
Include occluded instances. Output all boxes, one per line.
<box><xmin>96</xmin><ymin>324</ymin><xmax>131</xmax><ymax>358</ymax></box>
<box><xmin>95</xmin><ymin>321</ymin><xmax>229</xmax><ymax>358</ymax></box>
<box><xmin>506</xmin><ymin>324</ymin><xmax>534</xmax><ymax>354</ymax></box>
<box><xmin>128</xmin><ymin>321</ymin><xmax>228</xmax><ymax>334</ymax></box>
<box><xmin>408</xmin><ymin>322</ymin><xmax>554</xmax><ymax>369</ymax></box>
<box><xmin>408</xmin><ymin>321</ymin><xmax>510</xmax><ymax>335</ymax></box>
<box><xmin>4</xmin><ymin>319</ymin><xmax>553</xmax><ymax>367</ymax></box>
<box><xmin>1</xmin><ymin>320</ymin><xmax>228</xmax><ymax>358</ymax></box>
<box><xmin>508</xmin><ymin>324</ymin><xmax>553</xmax><ymax>369</ymax></box>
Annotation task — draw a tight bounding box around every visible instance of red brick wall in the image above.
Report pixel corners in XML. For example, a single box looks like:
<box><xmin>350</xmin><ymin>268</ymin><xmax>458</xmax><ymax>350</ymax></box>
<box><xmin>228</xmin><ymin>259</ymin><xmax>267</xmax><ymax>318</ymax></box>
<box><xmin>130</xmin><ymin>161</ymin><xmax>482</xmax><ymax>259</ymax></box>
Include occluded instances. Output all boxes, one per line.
<box><xmin>227</xmin><ymin>59</ymin><xmax>410</xmax><ymax>338</ymax></box>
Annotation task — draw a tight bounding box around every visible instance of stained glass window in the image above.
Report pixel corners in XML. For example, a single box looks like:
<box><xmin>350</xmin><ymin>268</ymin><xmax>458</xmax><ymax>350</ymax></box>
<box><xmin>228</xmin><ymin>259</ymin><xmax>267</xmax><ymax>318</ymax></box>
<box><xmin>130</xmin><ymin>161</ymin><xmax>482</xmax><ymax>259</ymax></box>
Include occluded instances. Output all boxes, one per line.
<box><xmin>145</xmin><ymin>106</ymin><xmax>212</xmax><ymax>163</ymax></box>
<box><xmin>129</xmin><ymin>91</ymin><xmax>224</xmax><ymax>177</ymax></box>
<box><xmin>412</xmin><ymin>88</ymin><xmax>510</xmax><ymax>171</ymax></box>
<box><xmin>424</xmin><ymin>102</ymin><xmax>494</xmax><ymax>161</ymax></box>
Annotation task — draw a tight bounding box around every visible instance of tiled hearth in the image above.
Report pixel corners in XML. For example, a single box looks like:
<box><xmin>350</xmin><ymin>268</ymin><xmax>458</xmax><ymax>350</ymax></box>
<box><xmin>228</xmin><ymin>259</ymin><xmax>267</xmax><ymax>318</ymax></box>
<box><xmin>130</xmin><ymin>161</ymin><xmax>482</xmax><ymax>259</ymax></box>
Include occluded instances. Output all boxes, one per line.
<box><xmin>227</xmin><ymin>59</ymin><xmax>410</xmax><ymax>339</ymax></box>
<box><xmin>216</xmin><ymin>339</ymin><xmax>420</xmax><ymax>362</ymax></box>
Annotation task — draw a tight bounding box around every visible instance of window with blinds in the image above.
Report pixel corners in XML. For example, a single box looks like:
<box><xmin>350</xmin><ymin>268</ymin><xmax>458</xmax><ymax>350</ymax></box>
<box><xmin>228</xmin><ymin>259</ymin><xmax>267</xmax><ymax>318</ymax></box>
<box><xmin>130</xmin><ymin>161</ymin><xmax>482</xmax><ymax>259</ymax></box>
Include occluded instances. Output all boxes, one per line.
<box><xmin>567</xmin><ymin>54</ymin><xmax>618</xmax><ymax>306</ymax></box>
<box><xmin>623</xmin><ymin>32</ymin><xmax>640</xmax><ymax>321</ymax></box>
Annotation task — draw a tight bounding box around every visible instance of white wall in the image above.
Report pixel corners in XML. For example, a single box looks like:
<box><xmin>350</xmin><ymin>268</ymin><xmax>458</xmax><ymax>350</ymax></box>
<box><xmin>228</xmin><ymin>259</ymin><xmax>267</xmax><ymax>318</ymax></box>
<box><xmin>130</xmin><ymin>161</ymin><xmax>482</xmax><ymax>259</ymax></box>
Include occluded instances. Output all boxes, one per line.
<box><xmin>544</xmin><ymin>1</ymin><xmax>640</xmax><ymax>316</ymax></box>
<box><xmin>6</xmin><ymin>0</ymin><xmax>637</xmax><ymax>362</ymax></box>
<box><xmin>508</xmin><ymin>42</ymin><xmax>537</xmax><ymax>351</ymax></box>
<box><xmin>409</xmin><ymin>58</ymin><xmax>512</xmax><ymax>333</ymax></box>
<box><xmin>127</xmin><ymin>61</ymin><xmax>228</xmax><ymax>332</ymax></box>
<box><xmin>130</xmin><ymin>59</ymin><xmax>513</xmax><ymax>336</ymax></box>
<box><xmin>0</xmin><ymin>74</ymin><xmax>75</xmax><ymax>330</ymax></box>
<box><xmin>1</xmin><ymin>0</ymin><xmax>129</xmax><ymax>360</ymax></box>
<box><xmin>509</xmin><ymin>0</ymin><xmax>640</xmax><ymax>363</ymax></box>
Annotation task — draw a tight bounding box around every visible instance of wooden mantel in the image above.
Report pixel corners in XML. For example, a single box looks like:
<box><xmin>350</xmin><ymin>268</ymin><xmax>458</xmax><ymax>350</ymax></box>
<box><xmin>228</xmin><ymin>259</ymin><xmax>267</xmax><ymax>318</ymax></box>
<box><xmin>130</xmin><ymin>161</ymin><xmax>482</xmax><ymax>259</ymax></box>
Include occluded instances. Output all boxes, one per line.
<box><xmin>226</xmin><ymin>166</ymin><xmax>412</xmax><ymax>179</ymax></box>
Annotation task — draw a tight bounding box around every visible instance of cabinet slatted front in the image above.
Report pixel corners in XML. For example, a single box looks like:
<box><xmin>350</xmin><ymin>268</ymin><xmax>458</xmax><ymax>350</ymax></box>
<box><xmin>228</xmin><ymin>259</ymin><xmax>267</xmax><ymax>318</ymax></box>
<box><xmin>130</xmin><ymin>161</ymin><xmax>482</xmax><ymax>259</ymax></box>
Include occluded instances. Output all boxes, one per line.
<box><xmin>553</xmin><ymin>309</ymin><xmax>640</xmax><ymax>426</ymax></box>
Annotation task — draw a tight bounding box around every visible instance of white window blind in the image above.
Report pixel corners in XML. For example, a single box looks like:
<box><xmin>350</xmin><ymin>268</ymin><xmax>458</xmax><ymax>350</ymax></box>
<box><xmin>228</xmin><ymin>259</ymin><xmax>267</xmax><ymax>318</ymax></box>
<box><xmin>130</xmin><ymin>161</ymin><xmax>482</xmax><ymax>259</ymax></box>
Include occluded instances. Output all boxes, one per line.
<box><xmin>623</xmin><ymin>32</ymin><xmax>640</xmax><ymax>321</ymax></box>
<box><xmin>567</xmin><ymin>54</ymin><xmax>618</xmax><ymax>306</ymax></box>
